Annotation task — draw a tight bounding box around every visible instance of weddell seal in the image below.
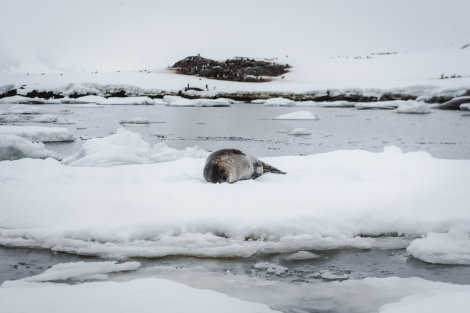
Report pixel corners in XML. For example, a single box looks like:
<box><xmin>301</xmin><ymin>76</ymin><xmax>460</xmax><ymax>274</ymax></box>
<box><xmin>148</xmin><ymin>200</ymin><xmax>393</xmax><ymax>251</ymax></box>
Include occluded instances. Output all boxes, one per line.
<box><xmin>203</xmin><ymin>149</ymin><xmax>286</xmax><ymax>183</ymax></box>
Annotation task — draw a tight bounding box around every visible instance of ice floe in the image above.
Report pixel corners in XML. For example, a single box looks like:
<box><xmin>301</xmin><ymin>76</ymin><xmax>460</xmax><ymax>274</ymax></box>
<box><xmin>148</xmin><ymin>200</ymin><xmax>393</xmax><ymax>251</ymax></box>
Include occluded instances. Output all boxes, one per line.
<box><xmin>0</xmin><ymin>126</ymin><xmax>75</xmax><ymax>142</ymax></box>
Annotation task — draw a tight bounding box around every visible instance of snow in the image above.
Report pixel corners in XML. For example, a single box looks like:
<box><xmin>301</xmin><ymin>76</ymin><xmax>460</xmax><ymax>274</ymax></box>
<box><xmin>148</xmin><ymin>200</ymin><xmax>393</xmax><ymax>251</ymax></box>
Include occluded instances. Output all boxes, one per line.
<box><xmin>21</xmin><ymin>261</ymin><xmax>141</xmax><ymax>282</ymax></box>
<box><xmin>63</xmin><ymin>128</ymin><xmax>207</xmax><ymax>166</ymax></box>
<box><xmin>263</xmin><ymin>98</ymin><xmax>295</xmax><ymax>107</ymax></box>
<box><xmin>73</xmin><ymin>95</ymin><xmax>155</xmax><ymax>105</ymax></box>
<box><xmin>288</xmin><ymin>251</ymin><xmax>320</xmax><ymax>260</ymax></box>
<box><xmin>395</xmin><ymin>101</ymin><xmax>432</xmax><ymax>114</ymax></box>
<box><xmin>0</xmin><ymin>278</ymin><xmax>280</xmax><ymax>313</ymax></box>
<box><xmin>0</xmin><ymin>130</ymin><xmax>468</xmax><ymax>262</ymax></box>
<box><xmin>406</xmin><ymin>226</ymin><xmax>470</xmax><ymax>265</ymax></box>
<box><xmin>162</xmin><ymin>95</ymin><xmax>231</xmax><ymax>107</ymax></box>
<box><xmin>0</xmin><ymin>126</ymin><xmax>75</xmax><ymax>142</ymax></box>
<box><xmin>0</xmin><ymin>135</ymin><xmax>59</xmax><ymax>160</ymax></box>
<box><xmin>273</xmin><ymin>111</ymin><xmax>318</xmax><ymax>120</ymax></box>
<box><xmin>461</xmin><ymin>103</ymin><xmax>470</xmax><ymax>110</ymax></box>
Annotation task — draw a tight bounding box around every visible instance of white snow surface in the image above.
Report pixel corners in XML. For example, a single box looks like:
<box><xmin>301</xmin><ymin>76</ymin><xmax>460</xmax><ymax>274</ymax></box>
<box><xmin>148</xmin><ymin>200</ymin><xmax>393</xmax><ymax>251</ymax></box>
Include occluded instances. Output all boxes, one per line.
<box><xmin>0</xmin><ymin>129</ymin><xmax>469</xmax><ymax>263</ymax></box>
<box><xmin>0</xmin><ymin>126</ymin><xmax>75</xmax><ymax>142</ymax></box>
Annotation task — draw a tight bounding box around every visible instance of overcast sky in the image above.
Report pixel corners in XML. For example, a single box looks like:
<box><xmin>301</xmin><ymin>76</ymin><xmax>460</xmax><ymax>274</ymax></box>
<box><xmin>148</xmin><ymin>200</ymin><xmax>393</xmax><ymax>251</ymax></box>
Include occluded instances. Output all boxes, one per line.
<box><xmin>1</xmin><ymin>0</ymin><xmax>469</xmax><ymax>72</ymax></box>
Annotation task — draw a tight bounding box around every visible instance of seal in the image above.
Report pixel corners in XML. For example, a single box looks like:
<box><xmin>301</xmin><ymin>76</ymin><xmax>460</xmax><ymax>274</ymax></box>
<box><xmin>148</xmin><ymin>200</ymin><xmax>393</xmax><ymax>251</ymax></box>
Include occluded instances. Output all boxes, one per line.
<box><xmin>203</xmin><ymin>149</ymin><xmax>286</xmax><ymax>183</ymax></box>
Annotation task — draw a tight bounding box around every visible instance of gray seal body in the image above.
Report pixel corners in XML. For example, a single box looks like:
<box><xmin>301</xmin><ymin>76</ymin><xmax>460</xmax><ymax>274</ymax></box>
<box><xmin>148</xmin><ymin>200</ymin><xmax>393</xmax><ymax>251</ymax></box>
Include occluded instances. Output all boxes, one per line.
<box><xmin>203</xmin><ymin>149</ymin><xmax>286</xmax><ymax>183</ymax></box>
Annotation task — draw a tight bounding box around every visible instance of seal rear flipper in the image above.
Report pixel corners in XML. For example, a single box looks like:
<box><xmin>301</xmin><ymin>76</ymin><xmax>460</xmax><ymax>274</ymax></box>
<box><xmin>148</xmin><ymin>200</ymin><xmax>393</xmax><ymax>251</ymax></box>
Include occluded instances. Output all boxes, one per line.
<box><xmin>262</xmin><ymin>162</ymin><xmax>286</xmax><ymax>174</ymax></box>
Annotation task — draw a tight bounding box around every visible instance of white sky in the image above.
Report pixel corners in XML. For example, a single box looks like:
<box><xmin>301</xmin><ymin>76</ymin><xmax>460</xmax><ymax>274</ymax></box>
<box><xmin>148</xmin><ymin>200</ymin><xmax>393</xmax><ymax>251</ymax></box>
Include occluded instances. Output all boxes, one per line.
<box><xmin>1</xmin><ymin>0</ymin><xmax>469</xmax><ymax>72</ymax></box>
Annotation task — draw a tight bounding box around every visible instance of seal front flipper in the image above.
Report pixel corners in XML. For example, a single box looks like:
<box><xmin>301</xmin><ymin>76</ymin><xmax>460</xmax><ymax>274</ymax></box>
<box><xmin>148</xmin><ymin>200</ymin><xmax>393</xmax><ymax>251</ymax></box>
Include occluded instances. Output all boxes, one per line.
<box><xmin>262</xmin><ymin>162</ymin><xmax>286</xmax><ymax>174</ymax></box>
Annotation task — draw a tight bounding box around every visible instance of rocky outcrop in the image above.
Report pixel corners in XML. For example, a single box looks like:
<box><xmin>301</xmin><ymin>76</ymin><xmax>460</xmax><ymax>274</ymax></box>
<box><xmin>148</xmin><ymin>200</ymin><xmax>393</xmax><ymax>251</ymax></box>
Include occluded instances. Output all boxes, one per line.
<box><xmin>171</xmin><ymin>55</ymin><xmax>290</xmax><ymax>82</ymax></box>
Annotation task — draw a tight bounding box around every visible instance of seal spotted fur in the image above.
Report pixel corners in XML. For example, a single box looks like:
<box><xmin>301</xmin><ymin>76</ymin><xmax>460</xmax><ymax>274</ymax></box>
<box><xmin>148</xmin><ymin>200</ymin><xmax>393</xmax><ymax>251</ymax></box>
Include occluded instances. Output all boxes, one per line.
<box><xmin>203</xmin><ymin>149</ymin><xmax>286</xmax><ymax>183</ymax></box>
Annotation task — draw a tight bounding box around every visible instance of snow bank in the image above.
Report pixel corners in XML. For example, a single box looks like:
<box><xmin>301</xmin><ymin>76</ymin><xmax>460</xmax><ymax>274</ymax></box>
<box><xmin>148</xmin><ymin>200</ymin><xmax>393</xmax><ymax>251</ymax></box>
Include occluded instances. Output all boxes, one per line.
<box><xmin>0</xmin><ymin>126</ymin><xmax>75</xmax><ymax>142</ymax></box>
<box><xmin>22</xmin><ymin>261</ymin><xmax>141</xmax><ymax>282</ymax></box>
<box><xmin>0</xmin><ymin>95</ymin><xmax>61</xmax><ymax>104</ymax></box>
<box><xmin>62</xmin><ymin>128</ymin><xmax>207</xmax><ymax>166</ymax></box>
<box><xmin>0</xmin><ymin>278</ymin><xmax>280</xmax><ymax>313</ymax></box>
<box><xmin>162</xmin><ymin>95</ymin><xmax>231</xmax><ymax>107</ymax></box>
<box><xmin>406</xmin><ymin>226</ymin><xmax>470</xmax><ymax>265</ymax></box>
<box><xmin>1</xmin><ymin>135</ymin><xmax>469</xmax><ymax>259</ymax></box>
<box><xmin>273</xmin><ymin>110</ymin><xmax>318</xmax><ymax>120</ymax></box>
<box><xmin>395</xmin><ymin>101</ymin><xmax>431</xmax><ymax>114</ymax></box>
<box><xmin>73</xmin><ymin>95</ymin><xmax>155</xmax><ymax>105</ymax></box>
<box><xmin>0</xmin><ymin>135</ymin><xmax>59</xmax><ymax>160</ymax></box>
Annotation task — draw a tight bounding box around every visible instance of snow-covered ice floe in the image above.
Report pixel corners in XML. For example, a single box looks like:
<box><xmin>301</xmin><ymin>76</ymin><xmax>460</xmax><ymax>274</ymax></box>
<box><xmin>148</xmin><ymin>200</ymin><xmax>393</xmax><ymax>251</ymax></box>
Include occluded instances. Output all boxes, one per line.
<box><xmin>0</xmin><ymin>125</ymin><xmax>75</xmax><ymax>142</ymax></box>
<box><xmin>273</xmin><ymin>110</ymin><xmax>318</xmax><ymax>120</ymax></box>
<box><xmin>0</xmin><ymin>129</ymin><xmax>469</xmax><ymax>263</ymax></box>
<box><xmin>21</xmin><ymin>261</ymin><xmax>141</xmax><ymax>282</ymax></box>
<box><xmin>395</xmin><ymin>101</ymin><xmax>432</xmax><ymax>114</ymax></box>
<box><xmin>263</xmin><ymin>97</ymin><xmax>295</xmax><ymax>107</ymax></box>
<box><xmin>71</xmin><ymin>95</ymin><xmax>156</xmax><ymax>105</ymax></box>
<box><xmin>406</xmin><ymin>226</ymin><xmax>470</xmax><ymax>265</ymax></box>
<box><xmin>0</xmin><ymin>135</ymin><xmax>59</xmax><ymax>160</ymax></box>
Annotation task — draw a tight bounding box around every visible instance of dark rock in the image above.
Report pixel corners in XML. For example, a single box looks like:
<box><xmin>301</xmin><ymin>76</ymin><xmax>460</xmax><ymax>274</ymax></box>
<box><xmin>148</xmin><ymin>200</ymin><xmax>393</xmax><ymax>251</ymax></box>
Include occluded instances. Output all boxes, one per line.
<box><xmin>436</xmin><ymin>96</ymin><xmax>470</xmax><ymax>110</ymax></box>
<box><xmin>171</xmin><ymin>55</ymin><xmax>290</xmax><ymax>82</ymax></box>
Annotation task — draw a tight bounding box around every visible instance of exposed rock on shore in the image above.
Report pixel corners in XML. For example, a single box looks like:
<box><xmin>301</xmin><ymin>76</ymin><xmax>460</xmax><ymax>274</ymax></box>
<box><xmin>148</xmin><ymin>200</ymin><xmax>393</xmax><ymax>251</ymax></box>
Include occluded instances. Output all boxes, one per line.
<box><xmin>170</xmin><ymin>55</ymin><xmax>290</xmax><ymax>82</ymax></box>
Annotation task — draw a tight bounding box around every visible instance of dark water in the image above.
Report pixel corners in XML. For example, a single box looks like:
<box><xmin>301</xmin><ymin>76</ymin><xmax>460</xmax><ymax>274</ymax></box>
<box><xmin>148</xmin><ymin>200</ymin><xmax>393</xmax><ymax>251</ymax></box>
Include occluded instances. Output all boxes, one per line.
<box><xmin>34</xmin><ymin>102</ymin><xmax>470</xmax><ymax>160</ymax></box>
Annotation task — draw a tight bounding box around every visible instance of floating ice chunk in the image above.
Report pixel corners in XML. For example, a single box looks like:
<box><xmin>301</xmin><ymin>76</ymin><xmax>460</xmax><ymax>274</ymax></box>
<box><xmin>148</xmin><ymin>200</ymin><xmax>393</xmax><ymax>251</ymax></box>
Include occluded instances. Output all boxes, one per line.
<box><xmin>21</xmin><ymin>261</ymin><xmax>141</xmax><ymax>282</ymax></box>
<box><xmin>264</xmin><ymin>97</ymin><xmax>295</xmax><ymax>107</ymax></box>
<box><xmin>251</xmin><ymin>99</ymin><xmax>267</xmax><ymax>104</ymax></box>
<box><xmin>254</xmin><ymin>262</ymin><xmax>288</xmax><ymax>275</ymax></box>
<box><xmin>406</xmin><ymin>227</ymin><xmax>470</xmax><ymax>265</ymax></box>
<box><xmin>119</xmin><ymin>117</ymin><xmax>150</xmax><ymax>124</ymax></box>
<box><xmin>288</xmin><ymin>128</ymin><xmax>311</xmax><ymax>136</ymax></box>
<box><xmin>312</xmin><ymin>270</ymin><xmax>349</xmax><ymax>281</ymax></box>
<box><xmin>395</xmin><ymin>101</ymin><xmax>431</xmax><ymax>114</ymax></box>
<box><xmin>355</xmin><ymin>101</ymin><xmax>401</xmax><ymax>110</ymax></box>
<box><xmin>0</xmin><ymin>126</ymin><xmax>75</xmax><ymax>142</ymax></box>
<box><xmin>460</xmin><ymin>103</ymin><xmax>470</xmax><ymax>110</ymax></box>
<box><xmin>0</xmin><ymin>135</ymin><xmax>59</xmax><ymax>160</ymax></box>
<box><xmin>274</xmin><ymin>110</ymin><xmax>318</xmax><ymax>120</ymax></box>
<box><xmin>288</xmin><ymin>251</ymin><xmax>320</xmax><ymax>260</ymax></box>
